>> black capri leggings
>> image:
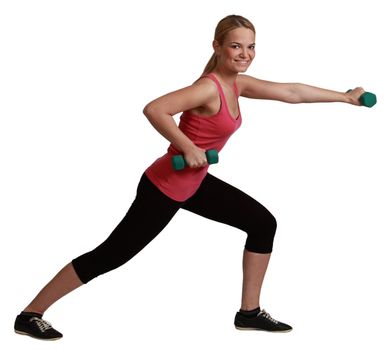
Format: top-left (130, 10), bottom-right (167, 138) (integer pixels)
top-left (72, 173), bottom-right (277, 284)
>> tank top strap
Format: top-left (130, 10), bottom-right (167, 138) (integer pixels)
top-left (201, 73), bottom-right (239, 98)
top-left (233, 79), bottom-right (240, 97)
top-left (201, 73), bottom-right (226, 99)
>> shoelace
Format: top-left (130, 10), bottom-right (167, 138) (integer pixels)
top-left (259, 309), bottom-right (279, 324)
top-left (30, 317), bottom-right (53, 333)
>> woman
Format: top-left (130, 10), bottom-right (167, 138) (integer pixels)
top-left (14, 14), bottom-right (365, 340)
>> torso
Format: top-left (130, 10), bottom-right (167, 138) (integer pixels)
top-left (145, 72), bottom-right (242, 202)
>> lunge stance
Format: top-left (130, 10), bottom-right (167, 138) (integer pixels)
top-left (15, 15), bottom-right (368, 340)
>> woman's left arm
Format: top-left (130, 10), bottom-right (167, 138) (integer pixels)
top-left (237, 74), bottom-right (363, 106)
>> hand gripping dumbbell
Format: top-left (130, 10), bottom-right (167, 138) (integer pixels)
top-left (347, 89), bottom-right (377, 108)
top-left (172, 149), bottom-right (219, 171)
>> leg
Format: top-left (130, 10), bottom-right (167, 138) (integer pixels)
top-left (183, 173), bottom-right (277, 310)
top-left (24, 262), bottom-right (82, 315)
top-left (241, 250), bottom-right (271, 310)
top-left (21, 174), bottom-right (181, 315)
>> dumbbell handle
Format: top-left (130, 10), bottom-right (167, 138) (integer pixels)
top-left (347, 89), bottom-right (377, 108)
top-left (172, 149), bottom-right (219, 171)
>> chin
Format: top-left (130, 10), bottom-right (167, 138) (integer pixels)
top-left (232, 63), bottom-right (251, 73)
top-left (235, 66), bottom-right (249, 73)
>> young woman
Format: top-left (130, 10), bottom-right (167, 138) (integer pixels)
top-left (14, 15), bottom-right (365, 340)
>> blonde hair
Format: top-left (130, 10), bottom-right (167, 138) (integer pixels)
top-left (202, 15), bottom-right (255, 75)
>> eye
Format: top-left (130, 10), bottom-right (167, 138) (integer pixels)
top-left (249, 45), bottom-right (255, 50)
top-left (231, 44), bottom-right (240, 49)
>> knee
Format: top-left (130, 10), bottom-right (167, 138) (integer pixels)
top-left (268, 213), bottom-right (277, 236)
top-left (254, 210), bottom-right (277, 237)
top-left (245, 211), bottom-right (277, 254)
top-left (260, 211), bottom-right (277, 242)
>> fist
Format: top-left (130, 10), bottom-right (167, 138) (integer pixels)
top-left (184, 147), bottom-right (207, 168)
top-left (346, 87), bottom-right (365, 106)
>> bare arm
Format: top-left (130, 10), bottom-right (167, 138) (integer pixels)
top-left (143, 78), bottom-right (217, 168)
top-left (237, 74), bottom-right (363, 105)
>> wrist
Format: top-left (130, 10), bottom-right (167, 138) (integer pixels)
top-left (180, 142), bottom-right (198, 155)
top-left (172, 134), bottom-right (196, 154)
top-left (343, 91), bottom-right (355, 104)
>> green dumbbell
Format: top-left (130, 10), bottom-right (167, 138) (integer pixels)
top-left (347, 89), bottom-right (377, 108)
top-left (172, 149), bottom-right (219, 171)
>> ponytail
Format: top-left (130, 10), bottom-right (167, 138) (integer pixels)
top-left (202, 53), bottom-right (217, 75)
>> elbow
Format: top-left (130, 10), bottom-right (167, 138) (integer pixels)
top-left (143, 103), bottom-right (152, 119)
top-left (284, 83), bottom-right (302, 104)
top-left (286, 96), bottom-right (302, 104)
top-left (143, 101), bottom-right (173, 122)
top-left (143, 102), bottom-right (158, 122)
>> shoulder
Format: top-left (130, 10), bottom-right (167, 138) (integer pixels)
top-left (191, 75), bottom-right (219, 98)
top-left (175, 76), bottom-right (219, 106)
top-left (143, 75), bottom-right (220, 116)
top-left (236, 74), bottom-right (285, 99)
top-left (236, 74), bottom-right (264, 96)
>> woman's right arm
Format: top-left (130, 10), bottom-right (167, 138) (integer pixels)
top-left (143, 79), bottom-right (217, 168)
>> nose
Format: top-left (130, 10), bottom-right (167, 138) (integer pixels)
top-left (240, 48), bottom-right (248, 58)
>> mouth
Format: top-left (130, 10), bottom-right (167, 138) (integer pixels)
top-left (235, 60), bottom-right (250, 65)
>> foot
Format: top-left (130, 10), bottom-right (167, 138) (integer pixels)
top-left (234, 308), bottom-right (292, 333)
top-left (14, 312), bottom-right (63, 340)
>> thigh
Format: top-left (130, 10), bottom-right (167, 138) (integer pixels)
top-left (72, 173), bottom-right (182, 283)
top-left (182, 173), bottom-right (274, 232)
top-left (111, 174), bottom-right (181, 249)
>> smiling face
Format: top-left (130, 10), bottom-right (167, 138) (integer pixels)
top-left (214, 27), bottom-right (256, 74)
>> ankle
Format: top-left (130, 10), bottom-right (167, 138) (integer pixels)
top-left (240, 304), bottom-right (260, 312)
top-left (240, 306), bottom-right (260, 311)
top-left (23, 307), bottom-right (44, 316)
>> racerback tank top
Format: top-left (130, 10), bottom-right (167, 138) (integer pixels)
top-left (145, 73), bottom-right (242, 201)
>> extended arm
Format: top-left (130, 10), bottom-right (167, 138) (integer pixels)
top-left (237, 74), bottom-right (363, 105)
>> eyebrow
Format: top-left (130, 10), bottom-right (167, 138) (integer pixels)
top-left (230, 41), bottom-right (255, 46)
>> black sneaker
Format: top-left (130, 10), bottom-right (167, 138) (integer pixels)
top-left (14, 312), bottom-right (63, 340)
top-left (234, 309), bottom-right (292, 333)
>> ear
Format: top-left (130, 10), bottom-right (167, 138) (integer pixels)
top-left (212, 40), bottom-right (221, 55)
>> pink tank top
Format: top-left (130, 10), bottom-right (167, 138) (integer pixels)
top-left (145, 73), bottom-right (242, 201)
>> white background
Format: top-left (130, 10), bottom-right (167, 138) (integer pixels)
top-left (1, 0), bottom-right (383, 349)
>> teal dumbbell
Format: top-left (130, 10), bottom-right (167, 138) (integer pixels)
top-left (172, 149), bottom-right (219, 171)
top-left (347, 89), bottom-right (377, 108)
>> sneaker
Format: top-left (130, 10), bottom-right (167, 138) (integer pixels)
top-left (14, 312), bottom-right (63, 340)
top-left (234, 309), bottom-right (292, 333)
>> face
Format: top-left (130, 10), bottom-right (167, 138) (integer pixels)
top-left (214, 27), bottom-right (256, 73)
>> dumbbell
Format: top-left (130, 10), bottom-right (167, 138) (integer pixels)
top-left (347, 89), bottom-right (377, 108)
top-left (172, 149), bottom-right (219, 171)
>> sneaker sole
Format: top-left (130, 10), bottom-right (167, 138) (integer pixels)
top-left (235, 326), bottom-right (292, 333)
top-left (15, 329), bottom-right (62, 341)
